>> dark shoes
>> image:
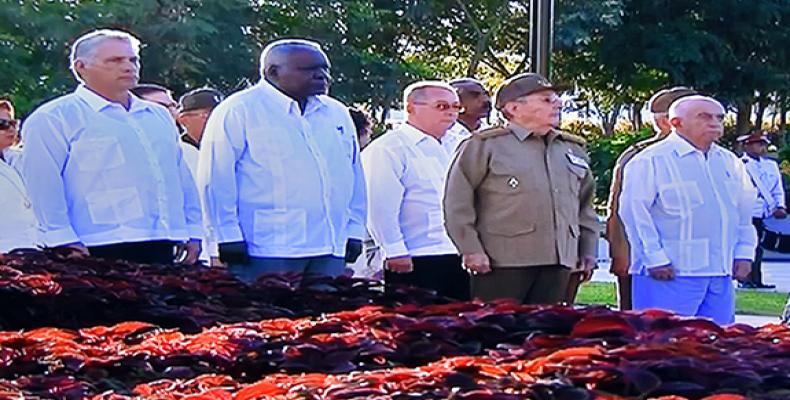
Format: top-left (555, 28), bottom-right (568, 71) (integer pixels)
top-left (739, 282), bottom-right (776, 289)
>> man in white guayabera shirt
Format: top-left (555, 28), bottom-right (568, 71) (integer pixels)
top-left (619, 95), bottom-right (757, 325)
top-left (197, 39), bottom-right (366, 283)
top-left (21, 29), bottom-right (203, 265)
top-left (362, 81), bottom-right (469, 300)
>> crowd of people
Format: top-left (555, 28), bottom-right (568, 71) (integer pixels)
top-left (2, 28), bottom-right (789, 325)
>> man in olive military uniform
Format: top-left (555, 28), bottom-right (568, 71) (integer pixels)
top-left (443, 73), bottom-right (599, 304)
top-left (605, 87), bottom-right (696, 310)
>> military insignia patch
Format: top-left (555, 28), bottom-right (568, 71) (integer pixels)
top-left (507, 176), bottom-right (519, 189)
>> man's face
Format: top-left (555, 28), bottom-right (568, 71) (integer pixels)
top-left (269, 48), bottom-right (331, 100)
top-left (456, 82), bottom-right (491, 122)
top-left (407, 88), bottom-right (461, 134)
top-left (141, 90), bottom-right (179, 119)
top-left (672, 100), bottom-right (725, 146)
top-left (177, 107), bottom-right (213, 142)
top-left (76, 39), bottom-right (140, 93)
top-left (0, 109), bottom-right (18, 151)
top-left (653, 113), bottom-right (672, 134)
top-left (745, 141), bottom-right (768, 157)
top-left (509, 90), bottom-right (562, 128)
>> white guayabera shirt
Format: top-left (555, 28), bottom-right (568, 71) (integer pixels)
top-left (0, 153), bottom-right (38, 252)
top-left (740, 154), bottom-right (786, 219)
top-left (197, 80), bottom-right (366, 258)
top-left (362, 124), bottom-right (459, 259)
top-left (21, 85), bottom-right (203, 247)
top-left (619, 132), bottom-right (757, 276)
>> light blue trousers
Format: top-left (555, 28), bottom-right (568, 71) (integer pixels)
top-left (632, 274), bottom-right (735, 325)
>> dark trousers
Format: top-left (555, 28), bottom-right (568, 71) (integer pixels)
top-left (471, 265), bottom-right (570, 305)
top-left (750, 218), bottom-right (765, 285)
top-left (88, 240), bottom-right (176, 265)
top-left (385, 254), bottom-right (470, 300)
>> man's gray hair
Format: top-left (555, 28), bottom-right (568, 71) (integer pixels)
top-left (403, 81), bottom-right (457, 107)
top-left (69, 29), bottom-right (141, 81)
top-left (259, 38), bottom-right (324, 77)
top-left (668, 95), bottom-right (724, 120)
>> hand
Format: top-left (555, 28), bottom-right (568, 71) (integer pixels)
top-left (462, 252), bottom-right (492, 275)
top-left (344, 238), bottom-right (363, 263)
top-left (576, 255), bottom-right (596, 283)
top-left (774, 208), bottom-right (787, 219)
top-left (385, 256), bottom-right (413, 273)
top-left (609, 257), bottom-right (630, 277)
top-left (218, 241), bottom-right (249, 265)
top-left (732, 259), bottom-right (752, 281)
top-left (176, 239), bottom-right (202, 265)
top-left (57, 243), bottom-right (90, 258)
top-left (648, 264), bottom-right (675, 280)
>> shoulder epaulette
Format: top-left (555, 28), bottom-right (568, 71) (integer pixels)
top-left (558, 132), bottom-right (587, 147)
top-left (473, 126), bottom-right (510, 140)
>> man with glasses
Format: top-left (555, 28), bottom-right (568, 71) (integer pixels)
top-left (362, 81), bottom-right (469, 299)
top-left (0, 99), bottom-right (39, 253)
top-left (448, 78), bottom-right (491, 136)
top-left (444, 73), bottom-right (599, 304)
top-left (198, 39), bottom-right (366, 283)
top-left (131, 83), bottom-right (180, 119)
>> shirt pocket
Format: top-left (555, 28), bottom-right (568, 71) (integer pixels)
top-left (567, 162), bottom-right (587, 195)
top-left (489, 157), bottom-right (527, 193)
top-left (658, 181), bottom-right (704, 215)
top-left (247, 128), bottom-right (295, 164)
top-left (84, 187), bottom-right (144, 225)
top-left (73, 137), bottom-right (126, 172)
top-left (253, 209), bottom-right (307, 247)
top-left (663, 238), bottom-right (710, 274)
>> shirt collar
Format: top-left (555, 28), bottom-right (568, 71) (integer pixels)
top-left (506, 121), bottom-right (560, 142)
top-left (666, 131), bottom-right (720, 157)
top-left (399, 123), bottom-right (434, 145)
top-left (75, 85), bottom-right (152, 113)
top-left (256, 79), bottom-right (326, 116)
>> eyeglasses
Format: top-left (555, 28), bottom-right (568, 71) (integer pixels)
top-left (412, 101), bottom-right (464, 112)
top-left (0, 118), bottom-right (19, 130)
top-left (179, 109), bottom-right (211, 118)
top-left (152, 101), bottom-right (179, 110)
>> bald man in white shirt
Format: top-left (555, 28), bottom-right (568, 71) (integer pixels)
top-left (363, 81), bottom-right (469, 300)
top-left (619, 96), bottom-right (757, 324)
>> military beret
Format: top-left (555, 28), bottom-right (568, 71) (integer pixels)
top-left (179, 87), bottom-right (224, 112)
top-left (736, 130), bottom-right (771, 144)
top-left (648, 87), bottom-right (697, 113)
top-left (494, 73), bottom-right (569, 110)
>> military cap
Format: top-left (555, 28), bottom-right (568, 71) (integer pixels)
top-left (648, 87), bottom-right (697, 113)
top-left (179, 87), bottom-right (224, 112)
top-left (736, 130), bottom-right (771, 144)
top-left (494, 73), bottom-right (569, 110)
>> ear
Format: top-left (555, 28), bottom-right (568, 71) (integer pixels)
top-left (176, 114), bottom-right (186, 125)
top-left (405, 102), bottom-right (414, 114)
top-left (266, 65), bottom-right (279, 79)
top-left (669, 116), bottom-right (682, 128)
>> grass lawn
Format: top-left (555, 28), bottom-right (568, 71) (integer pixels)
top-left (576, 282), bottom-right (789, 317)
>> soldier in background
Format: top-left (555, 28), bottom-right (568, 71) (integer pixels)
top-left (443, 73), bottom-right (598, 304)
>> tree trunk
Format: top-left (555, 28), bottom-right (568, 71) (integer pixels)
top-left (631, 102), bottom-right (643, 131)
top-left (601, 105), bottom-right (621, 136)
top-left (755, 95), bottom-right (770, 131)
top-left (735, 99), bottom-right (754, 135)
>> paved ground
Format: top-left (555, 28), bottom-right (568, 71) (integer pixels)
top-left (592, 240), bottom-right (789, 326)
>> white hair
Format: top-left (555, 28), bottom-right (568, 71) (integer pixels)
top-left (403, 80), bottom-right (457, 107)
top-left (259, 38), bottom-right (324, 78)
top-left (69, 29), bottom-right (141, 82)
top-left (668, 95), bottom-right (724, 120)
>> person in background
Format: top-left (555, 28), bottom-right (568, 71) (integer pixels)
top-left (363, 81), bottom-right (469, 300)
top-left (21, 29), bottom-right (202, 265)
top-left (606, 86), bottom-right (697, 310)
top-left (448, 78), bottom-right (491, 134)
top-left (737, 130), bottom-right (785, 289)
top-left (176, 87), bottom-right (224, 266)
top-left (198, 38), bottom-right (366, 283)
top-left (444, 73), bottom-right (598, 305)
top-left (347, 108), bottom-right (382, 279)
top-left (131, 83), bottom-right (179, 119)
top-left (0, 99), bottom-right (39, 253)
top-left (619, 96), bottom-right (756, 325)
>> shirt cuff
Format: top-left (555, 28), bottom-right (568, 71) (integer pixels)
top-left (644, 249), bottom-right (671, 269)
top-left (734, 244), bottom-right (756, 262)
top-left (381, 241), bottom-right (409, 259)
top-left (216, 225), bottom-right (244, 243)
top-left (42, 227), bottom-right (81, 248)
